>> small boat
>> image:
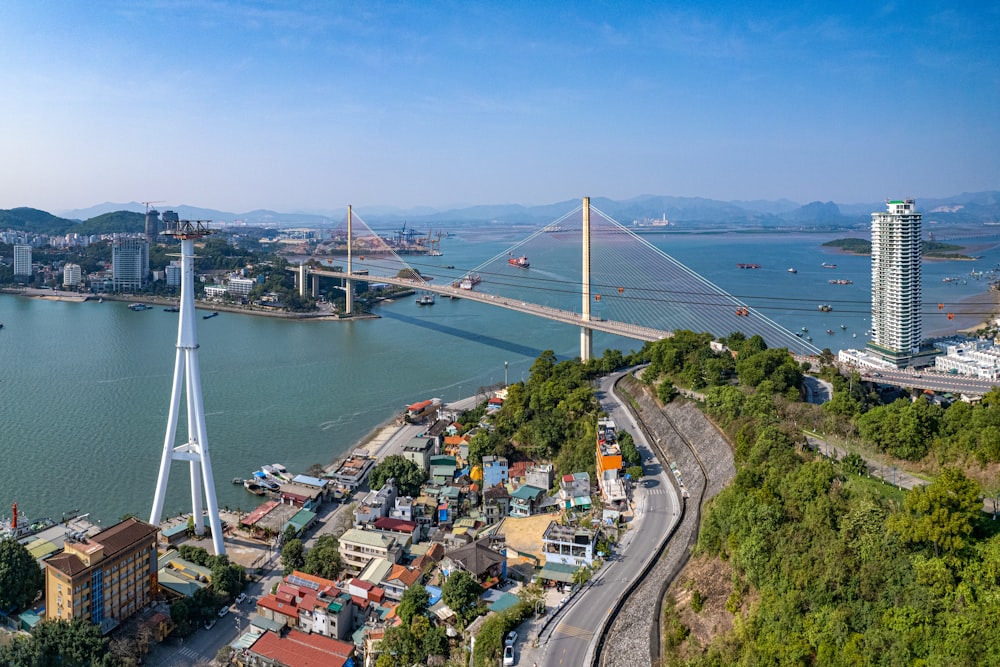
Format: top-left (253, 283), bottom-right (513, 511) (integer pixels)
top-left (164, 306), bottom-right (179, 312)
top-left (416, 293), bottom-right (436, 306)
top-left (821, 262), bottom-right (837, 269)
top-left (98, 298), bottom-right (103, 303)
top-left (203, 312), bottom-right (219, 319)
top-left (801, 326), bottom-right (808, 332)
top-left (853, 333), bottom-right (857, 338)
top-left (0, 323), bottom-right (3, 330)
top-left (806, 336), bottom-right (813, 342)
top-left (818, 304), bottom-right (833, 312)
top-left (828, 279), bottom-right (853, 285)
top-left (787, 268), bottom-right (797, 273)
top-left (128, 303), bottom-right (150, 311)
top-left (508, 255), bottom-right (530, 269)
top-left (794, 332), bottom-right (803, 337)
top-left (231, 477), bottom-right (243, 484)
top-left (826, 329), bottom-right (835, 335)
top-left (243, 480), bottom-right (265, 496)
top-left (840, 324), bottom-right (847, 329)
top-left (736, 263), bottom-right (761, 269)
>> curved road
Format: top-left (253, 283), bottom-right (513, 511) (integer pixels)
top-left (532, 372), bottom-right (681, 667)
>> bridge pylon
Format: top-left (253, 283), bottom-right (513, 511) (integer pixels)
top-left (581, 196), bottom-right (592, 362)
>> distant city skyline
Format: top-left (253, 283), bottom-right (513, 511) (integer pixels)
top-left (1, 2), bottom-right (997, 213)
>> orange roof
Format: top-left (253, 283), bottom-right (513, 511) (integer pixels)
top-left (444, 434), bottom-right (469, 446)
top-left (407, 399), bottom-right (433, 411)
top-left (509, 461), bottom-right (530, 478)
top-left (386, 564), bottom-right (422, 588)
top-left (250, 629), bottom-right (353, 667)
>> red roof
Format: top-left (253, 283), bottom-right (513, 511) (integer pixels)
top-left (488, 397), bottom-right (504, 404)
top-left (373, 517), bottom-right (418, 533)
top-left (350, 578), bottom-right (374, 591)
top-left (407, 399), bottom-right (433, 412)
top-left (509, 461), bottom-right (530, 479)
top-left (250, 629), bottom-right (353, 667)
top-left (241, 500), bottom-right (280, 526)
top-left (563, 474), bottom-right (575, 482)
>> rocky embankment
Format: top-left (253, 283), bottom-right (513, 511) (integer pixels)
top-left (601, 377), bottom-right (735, 667)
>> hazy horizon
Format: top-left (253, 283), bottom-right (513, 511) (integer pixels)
top-left (2, 2), bottom-right (997, 213)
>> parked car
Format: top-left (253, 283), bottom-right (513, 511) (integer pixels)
top-left (504, 630), bottom-right (518, 647)
top-left (203, 619), bottom-right (217, 630)
top-left (218, 606), bottom-right (230, 618)
top-left (236, 592), bottom-right (247, 604)
top-left (503, 644), bottom-right (515, 666)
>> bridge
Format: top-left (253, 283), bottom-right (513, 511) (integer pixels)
top-left (293, 199), bottom-right (823, 360)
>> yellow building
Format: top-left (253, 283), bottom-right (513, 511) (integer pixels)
top-left (44, 517), bottom-right (159, 631)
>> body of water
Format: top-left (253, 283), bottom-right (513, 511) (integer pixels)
top-left (2, 228), bottom-right (998, 525)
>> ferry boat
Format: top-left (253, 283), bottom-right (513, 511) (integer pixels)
top-left (416, 293), bottom-right (436, 306)
top-left (508, 255), bottom-right (530, 269)
top-left (821, 262), bottom-right (837, 269)
top-left (787, 268), bottom-right (797, 273)
top-left (458, 274), bottom-right (481, 290)
top-left (736, 263), bottom-right (761, 269)
top-left (203, 311), bottom-right (219, 319)
top-left (828, 279), bottom-right (853, 285)
top-left (128, 303), bottom-right (150, 311)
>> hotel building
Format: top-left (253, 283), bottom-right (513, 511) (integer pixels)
top-left (13, 244), bottom-right (32, 276)
top-left (867, 199), bottom-right (922, 367)
top-left (43, 517), bottom-right (159, 631)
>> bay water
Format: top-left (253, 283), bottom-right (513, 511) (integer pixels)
top-left (2, 228), bottom-right (998, 524)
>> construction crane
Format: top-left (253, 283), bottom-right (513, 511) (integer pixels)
top-left (141, 200), bottom-right (165, 214)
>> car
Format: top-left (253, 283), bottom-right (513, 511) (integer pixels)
top-left (218, 605), bottom-right (230, 618)
top-left (504, 630), bottom-right (518, 647)
top-left (203, 619), bottom-right (217, 630)
top-left (503, 644), bottom-right (515, 666)
top-left (236, 592), bottom-right (247, 604)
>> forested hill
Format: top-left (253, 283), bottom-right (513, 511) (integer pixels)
top-left (0, 208), bottom-right (144, 236)
top-left (0, 208), bottom-right (77, 235)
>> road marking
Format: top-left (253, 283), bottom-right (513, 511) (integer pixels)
top-left (555, 623), bottom-right (594, 639)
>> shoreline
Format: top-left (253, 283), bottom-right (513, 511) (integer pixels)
top-left (0, 288), bottom-right (380, 321)
top-left (926, 285), bottom-right (1000, 337)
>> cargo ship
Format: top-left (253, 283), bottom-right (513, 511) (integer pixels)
top-left (821, 262), bottom-right (837, 269)
top-left (828, 279), bottom-right (853, 285)
top-left (508, 255), bottom-right (530, 269)
top-left (736, 263), bottom-right (761, 269)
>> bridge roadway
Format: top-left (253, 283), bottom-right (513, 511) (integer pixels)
top-left (311, 269), bottom-right (672, 343)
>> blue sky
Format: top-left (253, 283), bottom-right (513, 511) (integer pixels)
top-left (1, 1), bottom-right (997, 214)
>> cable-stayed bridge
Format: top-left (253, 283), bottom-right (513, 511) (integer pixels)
top-left (298, 200), bottom-right (822, 359)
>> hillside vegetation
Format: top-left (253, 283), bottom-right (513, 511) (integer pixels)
top-left (640, 333), bottom-right (1000, 666)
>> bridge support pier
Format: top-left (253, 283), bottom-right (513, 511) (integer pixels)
top-left (311, 275), bottom-right (319, 298)
top-left (298, 264), bottom-right (307, 298)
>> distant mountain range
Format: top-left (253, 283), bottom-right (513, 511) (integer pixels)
top-left (2, 191), bottom-right (997, 237)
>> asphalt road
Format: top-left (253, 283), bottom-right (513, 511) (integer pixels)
top-left (529, 373), bottom-right (680, 667)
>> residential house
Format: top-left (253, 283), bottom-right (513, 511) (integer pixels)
top-left (482, 484), bottom-right (510, 525)
top-left (239, 629), bottom-right (355, 667)
top-left (354, 478), bottom-right (398, 527)
top-left (329, 453), bottom-right (376, 490)
top-left (402, 437), bottom-right (433, 472)
top-left (542, 522), bottom-right (598, 567)
top-left (372, 517), bottom-right (419, 546)
top-left (509, 485), bottom-right (547, 518)
top-left (429, 455), bottom-right (458, 485)
top-left (526, 463), bottom-right (554, 491)
top-left (445, 539), bottom-right (506, 583)
top-left (380, 564), bottom-right (423, 601)
top-left (389, 496), bottom-right (414, 522)
top-left (338, 528), bottom-right (404, 575)
top-left (481, 456), bottom-right (509, 489)
top-left (559, 472), bottom-right (593, 511)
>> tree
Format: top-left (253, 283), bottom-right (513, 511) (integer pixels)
top-left (0, 537), bottom-right (44, 611)
top-left (302, 534), bottom-right (342, 580)
top-left (889, 467), bottom-right (982, 558)
top-left (368, 454), bottom-right (427, 497)
top-left (441, 570), bottom-right (484, 624)
top-left (0, 618), bottom-right (112, 666)
top-left (397, 583), bottom-right (430, 626)
top-left (281, 538), bottom-right (305, 575)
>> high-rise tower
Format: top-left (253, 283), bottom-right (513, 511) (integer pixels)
top-left (867, 199), bottom-right (922, 367)
top-left (150, 219), bottom-right (226, 555)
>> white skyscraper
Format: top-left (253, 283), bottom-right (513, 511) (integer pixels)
top-left (868, 199), bottom-right (922, 367)
top-left (13, 244), bottom-right (32, 276)
top-left (63, 263), bottom-right (82, 287)
top-left (150, 219), bottom-right (226, 556)
top-left (112, 236), bottom-right (150, 291)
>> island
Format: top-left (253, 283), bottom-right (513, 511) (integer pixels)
top-left (822, 237), bottom-right (978, 260)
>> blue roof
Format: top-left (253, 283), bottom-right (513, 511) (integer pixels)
top-left (425, 585), bottom-right (442, 606)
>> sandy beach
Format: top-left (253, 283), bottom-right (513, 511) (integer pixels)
top-left (925, 286), bottom-right (1000, 337)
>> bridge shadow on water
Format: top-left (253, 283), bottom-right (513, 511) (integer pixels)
top-left (378, 309), bottom-right (547, 359)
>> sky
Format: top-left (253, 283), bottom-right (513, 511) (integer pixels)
top-left (1, 1), bottom-right (997, 214)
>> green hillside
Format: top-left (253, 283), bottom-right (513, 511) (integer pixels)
top-left (0, 208), bottom-right (76, 235)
